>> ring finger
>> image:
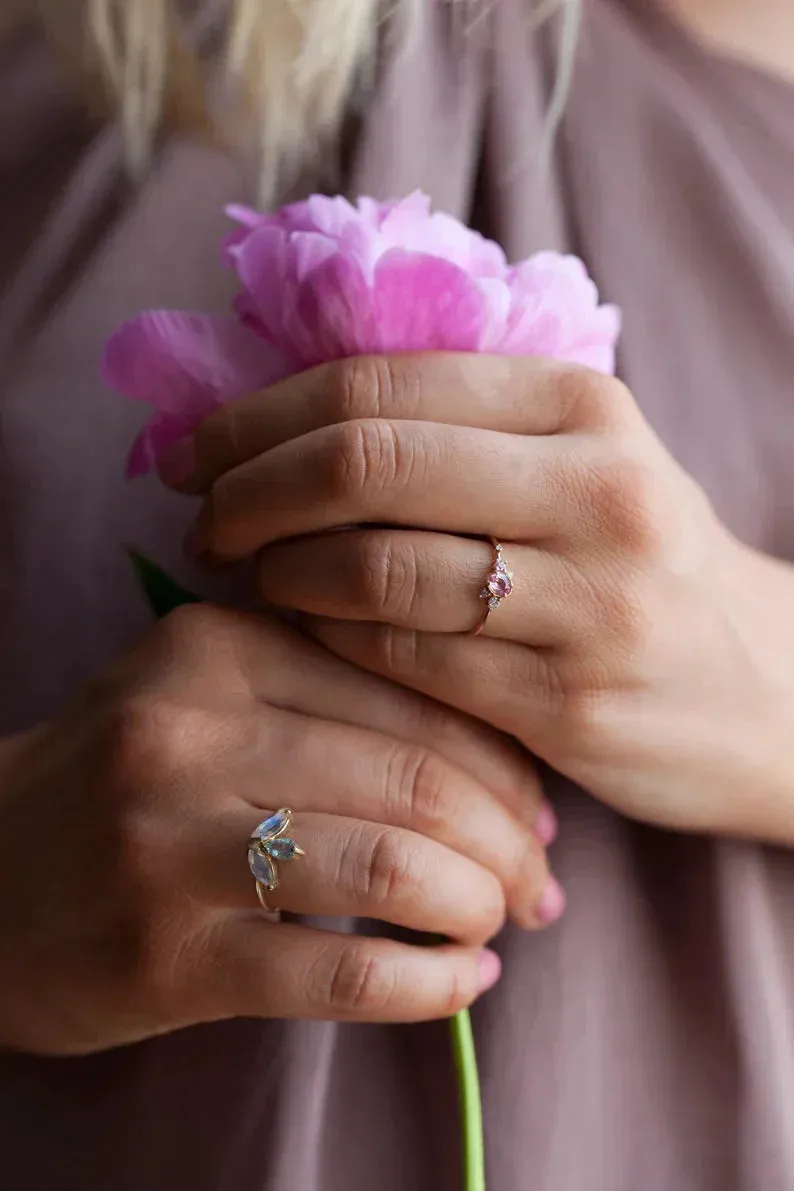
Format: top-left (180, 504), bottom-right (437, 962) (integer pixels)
top-left (187, 707), bottom-right (557, 928)
top-left (258, 529), bottom-right (583, 645)
top-left (225, 810), bottom-right (509, 945)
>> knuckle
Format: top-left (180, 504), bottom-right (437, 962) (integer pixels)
top-left (384, 743), bottom-right (455, 832)
top-left (328, 355), bottom-right (392, 422)
top-left (104, 700), bottom-right (202, 884)
top-left (328, 355), bottom-right (424, 424)
top-left (583, 451), bottom-right (668, 556)
top-left (323, 943), bottom-right (398, 1016)
top-left (155, 602), bottom-right (226, 659)
top-left (559, 369), bottom-right (634, 430)
top-left (108, 692), bottom-right (212, 791)
top-left (325, 419), bottom-right (399, 498)
top-left (347, 826), bottom-right (419, 907)
top-left (109, 694), bottom-right (182, 780)
top-left (351, 535), bottom-right (419, 620)
top-left (378, 624), bottom-right (421, 679)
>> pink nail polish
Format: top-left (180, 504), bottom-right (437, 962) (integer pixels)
top-left (536, 876), bottom-right (566, 927)
top-left (157, 437), bottom-right (195, 487)
top-left (533, 800), bottom-right (558, 847)
top-left (476, 948), bottom-right (502, 993)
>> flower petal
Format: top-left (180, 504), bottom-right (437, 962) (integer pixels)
top-left (492, 252), bottom-right (621, 373)
top-left (296, 254), bottom-right (376, 364)
top-left (370, 250), bottom-right (486, 353)
top-left (476, 278), bottom-right (512, 352)
top-left (126, 410), bottom-right (207, 479)
top-left (101, 311), bottom-right (289, 412)
top-left (234, 225), bottom-right (324, 364)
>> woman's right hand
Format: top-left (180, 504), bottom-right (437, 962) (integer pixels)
top-left (0, 605), bottom-right (560, 1056)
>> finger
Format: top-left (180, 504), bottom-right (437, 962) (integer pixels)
top-left (258, 529), bottom-right (581, 644)
top-left (186, 708), bottom-right (552, 928)
top-left (162, 354), bottom-right (631, 494)
top-left (194, 421), bottom-right (574, 561)
top-left (219, 811), bottom-right (510, 945)
top-left (204, 919), bottom-right (503, 1023)
top-left (161, 607), bottom-right (546, 822)
top-left (304, 617), bottom-right (558, 752)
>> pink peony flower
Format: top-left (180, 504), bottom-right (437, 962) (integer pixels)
top-left (102, 191), bottom-right (621, 477)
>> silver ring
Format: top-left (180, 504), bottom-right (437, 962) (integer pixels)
top-left (248, 808), bottom-right (305, 911)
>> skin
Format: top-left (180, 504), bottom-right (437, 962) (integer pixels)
top-left (0, 605), bottom-right (558, 1055)
top-left (164, 353), bottom-right (794, 847)
top-left (0, 0), bottom-right (789, 1060)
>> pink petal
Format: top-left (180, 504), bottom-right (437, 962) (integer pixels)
top-left (222, 204), bottom-right (272, 263)
top-left (296, 254), bottom-right (376, 364)
top-left (126, 409), bottom-right (210, 479)
top-left (494, 253), bottom-right (621, 373)
top-left (585, 303), bottom-right (623, 348)
top-left (370, 250), bottom-right (486, 353)
top-left (563, 343), bottom-right (618, 374)
top-left (291, 231), bottom-right (341, 282)
top-left (355, 196), bottom-right (412, 229)
top-left (234, 226), bottom-right (303, 357)
top-left (496, 296), bottom-right (563, 357)
top-left (301, 194), bottom-right (360, 237)
top-left (101, 311), bottom-right (290, 412)
top-left (423, 213), bottom-right (507, 278)
top-left (225, 203), bottom-right (265, 230)
top-left (477, 278), bottom-right (512, 352)
top-left (377, 192), bottom-right (434, 244)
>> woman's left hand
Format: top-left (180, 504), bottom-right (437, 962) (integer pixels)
top-left (166, 354), bottom-right (794, 843)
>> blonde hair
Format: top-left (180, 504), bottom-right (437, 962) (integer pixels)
top-left (33, 0), bottom-right (579, 199)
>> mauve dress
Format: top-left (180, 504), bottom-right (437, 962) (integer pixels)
top-left (1, 1), bottom-right (794, 1188)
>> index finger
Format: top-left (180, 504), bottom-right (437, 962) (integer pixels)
top-left (159, 354), bottom-right (627, 494)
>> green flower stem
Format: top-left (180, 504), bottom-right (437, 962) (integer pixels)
top-left (130, 552), bottom-right (486, 1191)
top-left (450, 1008), bottom-right (486, 1191)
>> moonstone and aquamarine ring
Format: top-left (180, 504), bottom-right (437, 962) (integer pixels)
top-left (248, 809), bottom-right (305, 911)
top-left (472, 537), bottom-right (514, 636)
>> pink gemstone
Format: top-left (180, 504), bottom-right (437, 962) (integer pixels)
top-left (486, 571), bottom-right (512, 598)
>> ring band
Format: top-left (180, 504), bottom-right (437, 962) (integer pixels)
top-left (472, 537), bottom-right (514, 636)
top-left (248, 808), bottom-right (305, 911)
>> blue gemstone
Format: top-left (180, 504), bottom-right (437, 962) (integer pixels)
top-left (264, 837), bottom-right (297, 861)
top-left (248, 846), bottom-right (277, 887)
top-left (252, 811), bottom-right (289, 841)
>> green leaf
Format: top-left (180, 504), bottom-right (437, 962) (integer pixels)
top-left (127, 549), bottom-right (201, 619)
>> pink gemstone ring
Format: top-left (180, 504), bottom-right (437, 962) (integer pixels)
top-left (472, 538), bottom-right (514, 636)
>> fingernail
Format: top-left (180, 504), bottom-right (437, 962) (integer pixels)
top-left (536, 876), bottom-right (566, 927)
top-left (476, 948), bottom-right (502, 993)
top-left (533, 801), bottom-right (558, 847)
top-left (157, 437), bottom-right (195, 487)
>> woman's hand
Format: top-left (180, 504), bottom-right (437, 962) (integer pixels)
top-left (167, 354), bottom-right (794, 844)
top-left (0, 605), bottom-right (558, 1056)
